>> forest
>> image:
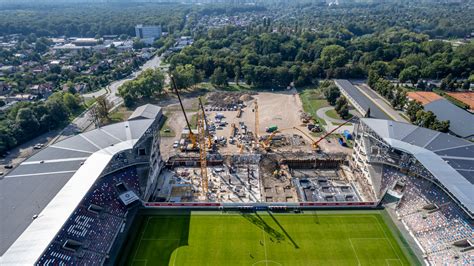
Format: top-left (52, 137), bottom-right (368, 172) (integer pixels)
top-left (168, 26), bottom-right (473, 89)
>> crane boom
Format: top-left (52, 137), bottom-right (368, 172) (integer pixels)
top-left (170, 76), bottom-right (196, 150)
top-left (198, 97), bottom-right (213, 149)
top-left (314, 117), bottom-right (356, 148)
top-left (197, 107), bottom-right (208, 198)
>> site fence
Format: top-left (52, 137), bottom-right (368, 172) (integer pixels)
top-left (143, 202), bottom-right (378, 209)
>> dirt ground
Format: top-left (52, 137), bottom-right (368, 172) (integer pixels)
top-left (159, 90), bottom-right (352, 158)
top-left (159, 97), bottom-right (198, 160)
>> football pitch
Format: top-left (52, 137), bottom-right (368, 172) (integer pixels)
top-left (124, 210), bottom-right (419, 266)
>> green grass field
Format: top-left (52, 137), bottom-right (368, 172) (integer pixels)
top-left (124, 211), bottom-right (419, 266)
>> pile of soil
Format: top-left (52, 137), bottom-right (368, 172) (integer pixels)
top-left (206, 92), bottom-right (255, 108)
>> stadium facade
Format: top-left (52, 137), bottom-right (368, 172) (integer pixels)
top-left (0, 104), bottom-right (163, 265)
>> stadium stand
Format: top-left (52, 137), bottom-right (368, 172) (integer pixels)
top-left (37, 166), bottom-right (143, 265)
top-left (352, 118), bottom-right (474, 265)
top-left (1, 104), bottom-right (163, 265)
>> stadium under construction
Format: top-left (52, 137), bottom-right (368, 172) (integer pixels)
top-left (1, 87), bottom-right (473, 265)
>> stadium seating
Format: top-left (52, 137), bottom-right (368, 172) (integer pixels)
top-left (381, 169), bottom-right (474, 265)
top-left (37, 166), bottom-right (143, 265)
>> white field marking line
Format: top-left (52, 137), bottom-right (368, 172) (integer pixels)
top-left (339, 217), bottom-right (361, 266)
top-left (349, 238), bottom-right (361, 266)
top-left (385, 259), bottom-right (403, 266)
top-left (132, 217), bottom-right (151, 263)
top-left (262, 227), bottom-right (268, 266)
top-left (252, 260), bottom-right (283, 266)
top-left (370, 215), bottom-right (403, 263)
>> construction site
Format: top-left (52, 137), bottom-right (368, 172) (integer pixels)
top-left (153, 78), bottom-right (365, 203)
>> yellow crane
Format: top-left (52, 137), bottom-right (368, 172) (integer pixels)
top-left (198, 97), bottom-right (213, 149)
top-left (197, 106), bottom-right (208, 198)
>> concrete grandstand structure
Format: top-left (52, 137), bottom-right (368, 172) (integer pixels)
top-left (351, 118), bottom-right (474, 265)
top-left (0, 104), bottom-right (163, 265)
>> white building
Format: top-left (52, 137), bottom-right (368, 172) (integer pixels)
top-left (135, 24), bottom-right (162, 45)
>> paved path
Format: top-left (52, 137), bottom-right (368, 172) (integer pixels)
top-left (316, 107), bottom-right (347, 124)
top-left (354, 83), bottom-right (408, 122)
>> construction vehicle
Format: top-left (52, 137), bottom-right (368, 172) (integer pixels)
top-left (260, 127), bottom-right (292, 151)
top-left (170, 76), bottom-right (197, 152)
top-left (261, 116), bottom-right (355, 151)
top-left (265, 125), bottom-right (278, 133)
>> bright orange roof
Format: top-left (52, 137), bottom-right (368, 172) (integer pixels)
top-left (447, 92), bottom-right (474, 110)
top-left (406, 91), bottom-right (443, 105)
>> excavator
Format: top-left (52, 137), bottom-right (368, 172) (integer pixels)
top-left (170, 76), bottom-right (197, 152)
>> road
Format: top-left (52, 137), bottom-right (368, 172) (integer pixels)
top-left (62, 55), bottom-right (164, 139)
top-left (353, 83), bottom-right (408, 123)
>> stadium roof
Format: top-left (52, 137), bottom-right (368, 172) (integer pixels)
top-left (334, 79), bottom-right (391, 120)
top-left (361, 118), bottom-right (474, 215)
top-left (423, 98), bottom-right (474, 139)
top-left (128, 103), bottom-right (162, 121)
top-left (0, 118), bottom-right (156, 264)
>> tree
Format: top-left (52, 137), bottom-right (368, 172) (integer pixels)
top-left (210, 67), bottom-right (228, 88)
top-left (335, 96), bottom-right (348, 113)
top-left (321, 45), bottom-right (348, 68)
top-left (406, 100), bottom-right (424, 122)
top-left (462, 81), bottom-right (470, 90)
top-left (91, 96), bottom-right (111, 126)
top-left (45, 99), bottom-right (69, 127)
top-left (133, 39), bottom-right (145, 50)
top-left (324, 85), bottom-right (341, 105)
top-left (234, 66), bottom-right (241, 85)
top-left (137, 69), bottom-right (165, 98)
top-left (171, 64), bottom-right (201, 90)
top-left (118, 68), bottom-right (165, 106)
top-left (63, 92), bottom-right (81, 112)
top-left (399, 66), bottom-right (420, 86)
top-left (415, 110), bottom-right (437, 129)
top-left (15, 108), bottom-right (40, 141)
top-left (338, 104), bottom-right (350, 119)
top-left (431, 120), bottom-right (450, 133)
